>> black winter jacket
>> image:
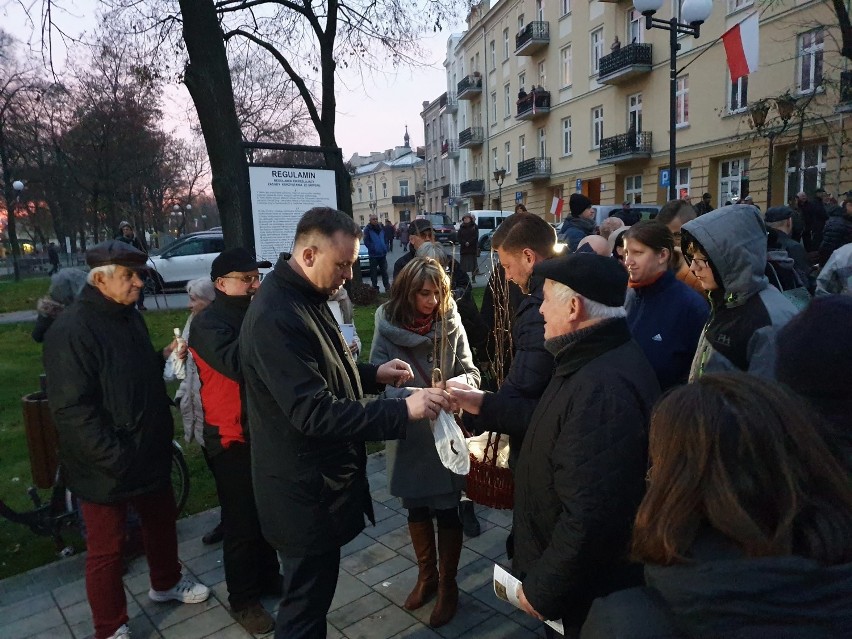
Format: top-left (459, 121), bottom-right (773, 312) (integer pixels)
top-left (467, 275), bottom-right (552, 466)
top-left (513, 319), bottom-right (660, 627)
top-left (241, 257), bottom-right (410, 556)
top-left (392, 245), bottom-right (416, 278)
top-left (818, 214), bottom-right (852, 266)
top-left (43, 285), bottom-right (173, 504)
top-left (581, 530), bottom-right (852, 639)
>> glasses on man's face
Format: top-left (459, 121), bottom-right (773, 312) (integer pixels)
top-left (420, 231), bottom-right (435, 239)
top-left (684, 254), bottom-right (709, 269)
top-left (221, 274), bottom-right (262, 284)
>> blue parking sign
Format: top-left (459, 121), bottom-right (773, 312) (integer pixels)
top-left (660, 169), bottom-right (670, 188)
top-left (575, 179), bottom-right (582, 192)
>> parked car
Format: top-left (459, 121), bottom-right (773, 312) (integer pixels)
top-left (467, 210), bottom-right (512, 242)
top-left (593, 204), bottom-right (662, 227)
top-left (146, 230), bottom-right (225, 290)
top-left (416, 213), bottom-right (457, 244)
top-left (359, 243), bottom-right (370, 275)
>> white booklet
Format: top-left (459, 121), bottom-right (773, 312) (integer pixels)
top-left (340, 323), bottom-right (355, 345)
top-left (493, 564), bottom-right (564, 636)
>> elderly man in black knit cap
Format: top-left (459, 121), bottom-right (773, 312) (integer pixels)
top-left (510, 252), bottom-right (660, 638)
top-left (43, 240), bottom-right (209, 639)
top-left (557, 194), bottom-right (595, 251)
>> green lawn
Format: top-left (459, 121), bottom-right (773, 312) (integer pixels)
top-left (0, 286), bottom-right (486, 579)
top-left (0, 276), bottom-right (51, 313)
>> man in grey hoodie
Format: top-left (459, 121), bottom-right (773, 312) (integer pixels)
top-left (680, 204), bottom-right (798, 381)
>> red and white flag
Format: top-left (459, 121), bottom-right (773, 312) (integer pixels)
top-left (722, 13), bottom-right (760, 82)
top-left (550, 196), bottom-right (564, 220)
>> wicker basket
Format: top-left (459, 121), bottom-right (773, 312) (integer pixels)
top-left (466, 432), bottom-right (514, 510)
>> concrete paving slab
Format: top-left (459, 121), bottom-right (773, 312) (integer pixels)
top-left (340, 603), bottom-right (418, 639)
top-left (327, 590), bottom-right (392, 629)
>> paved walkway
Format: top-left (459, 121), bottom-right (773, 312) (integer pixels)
top-left (0, 452), bottom-right (543, 639)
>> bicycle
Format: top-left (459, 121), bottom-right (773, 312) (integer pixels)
top-left (0, 441), bottom-right (190, 557)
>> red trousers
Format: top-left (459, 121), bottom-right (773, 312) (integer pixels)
top-left (80, 486), bottom-right (182, 639)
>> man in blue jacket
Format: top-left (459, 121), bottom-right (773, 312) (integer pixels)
top-left (363, 213), bottom-right (391, 292)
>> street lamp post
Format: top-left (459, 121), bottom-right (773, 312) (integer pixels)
top-left (9, 180), bottom-right (24, 281)
top-left (749, 94), bottom-right (797, 208)
top-left (493, 168), bottom-right (506, 211)
top-left (633, 0), bottom-right (714, 201)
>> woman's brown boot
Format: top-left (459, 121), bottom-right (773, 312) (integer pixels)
top-left (404, 519), bottom-right (438, 610)
top-left (429, 526), bottom-right (463, 627)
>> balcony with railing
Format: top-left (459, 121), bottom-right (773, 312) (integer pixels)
top-left (598, 43), bottom-right (653, 85)
top-left (839, 71), bottom-right (852, 113)
top-left (517, 157), bottom-right (551, 182)
top-left (392, 195), bottom-right (416, 204)
top-left (515, 21), bottom-right (549, 56)
top-left (459, 179), bottom-right (485, 197)
top-left (516, 89), bottom-right (551, 120)
top-left (457, 74), bottom-right (483, 100)
top-left (598, 131), bottom-right (653, 163)
top-left (458, 126), bottom-right (485, 149)
top-left (441, 92), bottom-right (458, 113)
top-left (441, 140), bottom-right (459, 158)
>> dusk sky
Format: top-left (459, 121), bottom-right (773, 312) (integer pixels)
top-left (1, 0), bottom-right (462, 160)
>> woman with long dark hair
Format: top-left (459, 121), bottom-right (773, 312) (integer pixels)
top-left (581, 372), bottom-right (852, 638)
top-left (622, 221), bottom-right (708, 390)
top-left (370, 257), bottom-right (480, 628)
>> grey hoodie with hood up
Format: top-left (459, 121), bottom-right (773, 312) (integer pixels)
top-left (681, 204), bottom-right (798, 381)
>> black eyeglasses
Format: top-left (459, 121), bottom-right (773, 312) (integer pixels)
top-left (220, 274), bottom-right (262, 284)
top-left (684, 255), bottom-right (709, 269)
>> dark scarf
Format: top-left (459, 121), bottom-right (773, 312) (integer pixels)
top-left (544, 317), bottom-right (621, 357)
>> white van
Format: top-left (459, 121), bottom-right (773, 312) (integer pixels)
top-left (464, 210), bottom-right (513, 242)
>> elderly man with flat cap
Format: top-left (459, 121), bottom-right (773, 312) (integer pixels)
top-left (509, 252), bottom-right (660, 638)
top-left (393, 218), bottom-right (435, 278)
top-left (43, 240), bottom-right (209, 639)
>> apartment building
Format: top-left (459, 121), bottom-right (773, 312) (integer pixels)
top-left (350, 130), bottom-right (426, 226)
top-left (425, 0), bottom-right (851, 221)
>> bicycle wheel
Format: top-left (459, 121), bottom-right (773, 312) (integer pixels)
top-left (171, 441), bottom-right (191, 514)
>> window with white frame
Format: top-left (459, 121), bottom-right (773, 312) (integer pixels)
top-left (504, 83), bottom-right (511, 118)
top-left (538, 127), bottom-right (546, 156)
top-left (591, 28), bottom-right (604, 75)
top-left (518, 14), bottom-right (525, 34)
top-left (675, 76), bottom-right (689, 126)
top-left (797, 29), bottom-right (824, 93)
top-left (492, 147), bottom-right (499, 171)
top-left (671, 0), bottom-right (683, 20)
top-left (561, 117), bottom-right (572, 155)
top-left (561, 45), bottom-right (572, 87)
top-left (505, 142), bottom-right (512, 173)
top-left (382, 183), bottom-right (387, 198)
top-left (536, 0), bottom-right (544, 22)
top-left (491, 92), bottom-right (497, 122)
top-left (368, 184), bottom-right (374, 200)
top-left (627, 8), bottom-right (643, 44)
top-left (519, 71), bottom-right (526, 92)
top-left (490, 41), bottom-right (496, 70)
top-left (728, 76), bottom-right (748, 113)
top-left (519, 134), bottom-right (526, 162)
top-left (719, 157), bottom-right (750, 203)
top-left (561, 0), bottom-right (570, 17)
top-left (503, 28), bottom-right (510, 60)
top-left (727, 0), bottom-right (754, 13)
top-left (675, 167), bottom-right (690, 198)
top-left (399, 180), bottom-right (409, 197)
top-left (786, 143), bottom-right (827, 199)
top-left (538, 60), bottom-right (547, 88)
top-left (592, 106), bottom-right (604, 149)
top-left (357, 187), bottom-right (363, 202)
top-left (625, 174), bottom-right (643, 203)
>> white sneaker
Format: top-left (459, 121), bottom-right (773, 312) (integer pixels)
top-left (148, 575), bottom-right (210, 604)
top-left (107, 624), bottom-right (131, 639)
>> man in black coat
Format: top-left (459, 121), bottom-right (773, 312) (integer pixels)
top-left (392, 218), bottom-right (434, 278)
top-left (43, 240), bottom-right (209, 639)
top-left (241, 207), bottom-right (452, 639)
top-left (188, 248), bottom-right (278, 635)
top-left (512, 252), bottom-right (660, 636)
top-left (116, 221), bottom-right (149, 310)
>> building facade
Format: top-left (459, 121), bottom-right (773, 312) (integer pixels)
top-left (430, 0), bottom-right (850, 221)
top-left (350, 131), bottom-right (426, 226)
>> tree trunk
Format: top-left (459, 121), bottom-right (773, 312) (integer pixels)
top-left (833, 0), bottom-right (852, 61)
top-left (179, 0), bottom-right (253, 250)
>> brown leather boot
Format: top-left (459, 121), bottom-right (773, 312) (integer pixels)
top-left (429, 526), bottom-right (463, 627)
top-left (404, 519), bottom-right (438, 610)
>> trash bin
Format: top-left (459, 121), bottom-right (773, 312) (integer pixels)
top-left (22, 391), bottom-right (59, 489)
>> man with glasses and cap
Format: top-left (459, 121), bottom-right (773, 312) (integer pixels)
top-left (393, 218), bottom-right (435, 278)
top-left (188, 248), bottom-right (280, 635)
top-left (43, 240), bottom-right (209, 639)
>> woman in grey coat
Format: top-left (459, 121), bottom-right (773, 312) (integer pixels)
top-left (370, 257), bottom-right (480, 628)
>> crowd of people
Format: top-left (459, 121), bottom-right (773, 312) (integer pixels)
top-left (34, 196), bottom-right (852, 639)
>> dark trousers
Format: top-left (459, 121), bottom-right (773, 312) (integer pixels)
top-left (80, 486), bottom-right (181, 639)
top-left (275, 548), bottom-right (341, 639)
top-left (369, 256), bottom-right (390, 291)
top-left (208, 442), bottom-right (279, 609)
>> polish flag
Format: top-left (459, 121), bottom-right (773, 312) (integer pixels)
top-left (722, 13), bottom-right (760, 82)
top-left (550, 196), bottom-right (564, 220)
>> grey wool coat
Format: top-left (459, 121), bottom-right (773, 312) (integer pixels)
top-left (370, 302), bottom-right (480, 502)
